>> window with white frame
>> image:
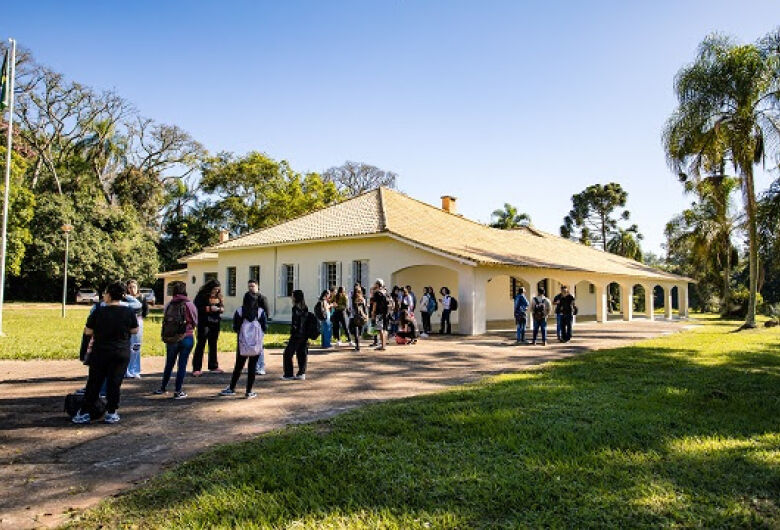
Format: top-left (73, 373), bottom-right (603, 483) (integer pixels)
top-left (509, 277), bottom-right (522, 299)
top-left (322, 262), bottom-right (338, 291)
top-left (282, 264), bottom-right (295, 297)
top-left (249, 265), bottom-right (260, 284)
top-left (352, 260), bottom-right (369, 289)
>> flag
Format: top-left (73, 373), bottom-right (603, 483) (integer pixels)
top-left (0, 50), bottom-right (9, 112)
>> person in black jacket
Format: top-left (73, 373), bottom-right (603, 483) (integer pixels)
top-left (281, 289), bottom-right (308, 381)
top-left (191, 280), bottom-right (224, 376)
top-left (219, 290), bottom-right (268, 398)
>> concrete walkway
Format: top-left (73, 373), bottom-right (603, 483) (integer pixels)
top-left (0, 319), bottom-right (684, 528)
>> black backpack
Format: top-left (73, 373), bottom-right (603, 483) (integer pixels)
top-left (314, 301), bottom-right (327, 321)
top-left (532, 297), bottom-right (547, 321)
top-left (303, 311), bottom-right (320, 340)
top-left (450, 297), bottom-right (458, 311)
top-left (353, 302), bottom-right (368, 329)
top-left (161, 300), bottom-right (188, 343)
top-left (65, 393), bottom-right (106, 419)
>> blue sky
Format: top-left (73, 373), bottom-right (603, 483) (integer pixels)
top-left (4, 1), bottom-right (779, 253)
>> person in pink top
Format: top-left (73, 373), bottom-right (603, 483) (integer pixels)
top-left (154, 281), bottom-right (198, 399)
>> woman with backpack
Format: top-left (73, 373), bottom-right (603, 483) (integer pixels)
top-left (439, 287), bottom-right (453, 335)
top-left (191, 280), bottom-right (224, 377)
top-left (315, 290), bottom-right (333, 349)
top-left (349, 288), bottom-right (368, 352)
top-left (281, 289), bottom-right (309, 380)
top-left (219, 290), bottom-right (268, 398)
top-left (155, 281), bottom-right (198, 399)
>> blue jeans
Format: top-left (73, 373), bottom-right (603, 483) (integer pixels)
top-left (126, 318), bottom-right (143, 377)
top-left (321, 319), bottom-right (332, 348)
top-left (515, 317), bottom-right (527, 342)
top-left (533, 319), bottom-right (547, 344)
top-left (161, 335), bottom-right (194, 392)
top-left (555, 313), bottom-right (562, 340)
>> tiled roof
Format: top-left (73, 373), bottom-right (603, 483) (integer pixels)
top-left (202, 187), bottom-right (687, 282)
top-left (178, 251), bottom-right (218, 263)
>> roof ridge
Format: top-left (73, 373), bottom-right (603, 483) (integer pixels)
top-left (207, 188), bottom-right (382, 251)
top-left (380, 186), bottom-right (496, 230)
top-left (377, 187), bottom-right (388, 231)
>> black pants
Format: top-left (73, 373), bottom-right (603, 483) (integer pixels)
top-left (331, 309), bottom-right (349, 342)
top-left (229, 351), bottom-right (259, 393)
top-left (421, 312), bottom-right (432, 334)
top-left (560, 314), bottom-right (573, 342)
top-left (349, 318), bottom-right (363, 349)
top-left (192, 322), bottom-right (220, 371)
top-left (397, 321), bottom-right (417, 340)
top-left (440, 309), bottom-right (451, 334)
top-left (283, 336), bottom-right (308, 377)
top-left (82, 350), bottom-right (129, 415)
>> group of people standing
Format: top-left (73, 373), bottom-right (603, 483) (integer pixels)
top-left (513, 284), bottom-right (577, 345)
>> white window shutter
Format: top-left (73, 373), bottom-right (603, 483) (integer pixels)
top-left (294, 264), bottom-right (300, 290)
top-left (337, 261), bottom-right (343, 288)
top-left (318, 262), bottom-right (323, 292)
top-left (279, 265), bottom-right (285, 295)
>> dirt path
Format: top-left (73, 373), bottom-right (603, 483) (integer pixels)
top-left (0, 320), bottom-right (683, 528)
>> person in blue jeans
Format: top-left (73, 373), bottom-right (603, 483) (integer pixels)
top-left (531, 288), bottom-right (552, 346)
top-left (552, 286), bottom-right (565, 341)
top-left (155, 281), bottom-right (198, 399)
top-left (513, 286), bottom-right (530, 343)
top-left (316, 290), bottom-right (333, 348)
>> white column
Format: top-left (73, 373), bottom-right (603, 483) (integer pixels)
top-left (595, 282), bottom-right (608, 323)
top-left (644, 284), bottom-right (655, 321)
top-left (458, 266), bottom-right (483, 335)
top-left (621, 283), bottom-right (633, 321)
top-left (679, 282), bottom-right (689, 319)
top-left (664, 285), bottom-right (673, 320)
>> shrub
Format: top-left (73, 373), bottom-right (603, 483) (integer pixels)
top-left (724, 287), bottom-right (764, 317)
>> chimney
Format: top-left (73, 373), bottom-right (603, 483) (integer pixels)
top-left (441, 195), bottom-right (457, 214)
top-left (219, 229), bottom-right (230, 243)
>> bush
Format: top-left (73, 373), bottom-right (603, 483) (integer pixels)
top-left (724, 287), bottom-right (764, 317)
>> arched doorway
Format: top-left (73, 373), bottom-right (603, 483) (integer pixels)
top-left (633, 284), bottom-right (648, 318)
top-left (573, 280), bottom-right (597, 321)
top-left (391, 264), bottom-right (459, 331)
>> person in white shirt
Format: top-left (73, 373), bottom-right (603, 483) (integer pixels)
top-left (439, 287), bottom-right (452, 334)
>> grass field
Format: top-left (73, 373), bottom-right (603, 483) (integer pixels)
top-left (0, 303), bottom-right (290, 360)
top-left (72, 317), bottom-right (780, 528)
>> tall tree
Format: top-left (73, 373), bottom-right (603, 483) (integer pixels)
top-left (758, 177), bottom-right (780, 304)
top-left (322, 161), bottom-right (397, 196)
top-left (560, 182), bottom-right (633, 249)
top-left (606, 225), bottom-right (644, 262)
top-left (663, 30), bottom-right (780, 328)
top-left (490, 203), bottom-right (531, 229)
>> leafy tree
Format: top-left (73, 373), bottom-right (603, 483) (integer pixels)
top-left (322, 161), bottom-right (397, 196)
top-left (0, 147), bottom-right (35, 276)
top-left (758, 178), bottom-right (780, 304)
top-left (663, 30), bottom-right (780, 328)
top-left (201, 151), bottom-right (341, 235)
top-left (560, 183), bottom-right (634, 249)
top-left (490, 203), bottom-right (531, 229)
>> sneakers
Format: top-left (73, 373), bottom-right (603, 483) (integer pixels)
top-left (133, 373), bottom-right (142, 379)
top-left (219, 387), bottom-right (236, 397)
top-left (192, 370), bottom-right (203, 377)
top-left (256, 369), bottom-right (266, 375)
top-left (71, 411), bottom-right (91, 424)
top-left (420, 333), bottom-right (429, 338)
top-left (294, 374), bottom-right (306, 380)
top-left (336, 341), bottom-right (342, 347)
top-left (280, 375), bottom-right (295, 381)
top-left (210, 368), bottom-right (224, 374)
top-left (153, 388), bottom-right (167, 395)
top-left (245, 392), bottom-right (257, 399)
top-left (173, 391), bottom-right (188, 400)
top-left (104, 412), bottom-right (120, 424)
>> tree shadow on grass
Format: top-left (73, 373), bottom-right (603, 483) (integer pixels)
top-left (73, 340), bottom-right (780, 528)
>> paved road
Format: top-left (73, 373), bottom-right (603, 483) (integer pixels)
top-left (0, 319), bottom-right (684, 529)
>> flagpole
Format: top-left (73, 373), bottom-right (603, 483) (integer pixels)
top-left (0, 38), bottom-right (16, 337)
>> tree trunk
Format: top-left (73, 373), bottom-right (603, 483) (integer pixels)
top-left (741, 166), bottom-right (758, 329)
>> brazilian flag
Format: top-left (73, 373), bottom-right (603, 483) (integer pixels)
top-left (0, 50), bottom-right (8, 112)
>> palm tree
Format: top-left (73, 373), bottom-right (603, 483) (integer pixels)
top-left (663, 31), bottom-right (780, 329)
top-left (490, 203), bottom-right (531, 229)
top-left (606, 225), bottom-right (643, 261)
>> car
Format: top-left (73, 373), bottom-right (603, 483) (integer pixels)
top-left (76, 288), bottom-right (99, 304)
top-left (139, 287), bottom-right (156, 306)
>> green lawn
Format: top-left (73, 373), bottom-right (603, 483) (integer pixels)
top-left (72, 317), bottom-right (780, 528)
top-left (0, 303), bottom-right (290, 360)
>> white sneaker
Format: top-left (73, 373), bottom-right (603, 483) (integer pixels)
top-left (280, 375), bottom-right (295, 381)
top-left (104, 412), bottom-right (120, 424)
top-left (336, 341), bottom-right (342, 347)
top-left (420, 333), bottom-right (429, 338)
top-left (294, 374), bottom-right (306, 380)
top-left (256, 369), bottom-right (266, 375)
top-left (72, 411), bottom-right (91, 424)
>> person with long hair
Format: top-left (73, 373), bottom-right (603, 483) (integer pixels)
top-left (349, 288), bottom-right (368, 352)
top-left (155, 281), bottom-right (198, 399)
top-left (331, 286), bottom-right (350, 347)
top-left (439, 287), bottom-right (453, 335)
top-left (72, 282), bottom-right (139, 424)
top-left (192, 280), bottom-right (224, 376)
top-left (315, 289), bottom-right (333, 348)
top-left (219, 287), bottom-right (267, 398)
top-left (281, 290), bottom-right (309, 380)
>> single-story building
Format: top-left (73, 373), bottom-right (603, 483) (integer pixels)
top-left (157, 187), bottom-right (691, 334)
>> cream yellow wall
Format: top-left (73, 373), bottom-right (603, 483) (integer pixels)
top-left (391, 264), bottom-right (459, 327)
top-left (185, 260), bottom-right (220, 301)
top-left (484, 274), bottom-right (514, 321)
top-left (214, 236), bottom-right (473, 322)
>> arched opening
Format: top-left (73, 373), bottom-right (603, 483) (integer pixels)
top-left (607, 281), bottom-right (623, 320)
top-left (573, 280), bottom-right (597, 321)
top-left (653, 285), bottom-right (665, 317)
top-left (670, 285), bottom-right (680, 318)
top-left (633, 284), bottom-right (648, 318)
top-left (484, 274), bottom-right (538, 331)
top-left (391, 264), bottom-right (460, 332)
